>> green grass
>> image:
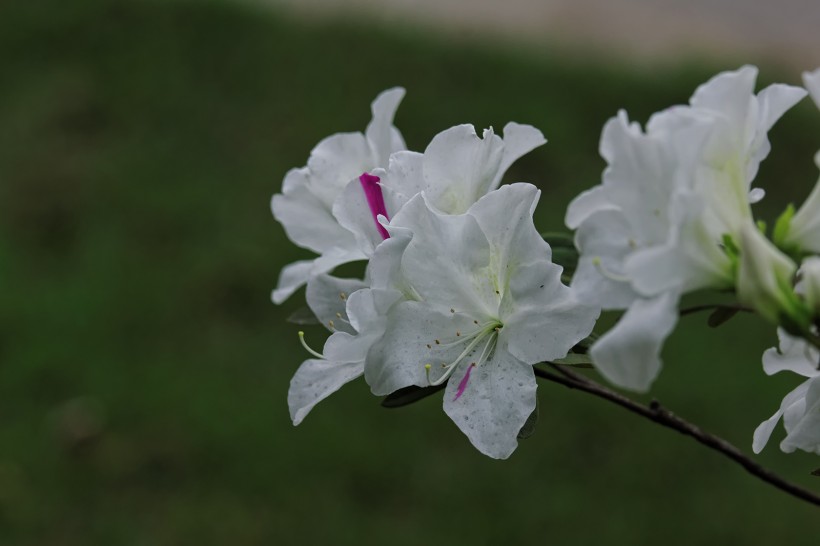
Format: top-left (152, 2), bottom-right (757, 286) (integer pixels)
top-left (0, 0), bottom-right (819, 543)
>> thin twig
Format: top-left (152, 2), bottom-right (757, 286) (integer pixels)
top-left (534, 364), bottom-right (820, 508)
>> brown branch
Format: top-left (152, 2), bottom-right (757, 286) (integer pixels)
top-left (535, 364), bottom-right (820, 508)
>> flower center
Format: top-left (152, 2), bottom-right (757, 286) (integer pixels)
top-left (359, 172), bottom-right (390, 240)
top-left (423, 319), bottom-right (503, 400)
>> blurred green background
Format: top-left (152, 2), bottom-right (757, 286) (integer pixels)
top-left (1, 0), bottom-right (819, 544)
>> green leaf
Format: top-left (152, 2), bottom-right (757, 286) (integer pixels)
top-left (551, 353), bottom-right (594, 368)
top-left (286, 306), bottom-right (320, 325)
top-left (517, 398), bottom-right (538, 440)
top-left (707, 306), bottom-right (741, 328)
top-left (381, 384), bottom-right (445, 408)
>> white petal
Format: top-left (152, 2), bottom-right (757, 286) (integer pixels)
top-left (288, 358), bottom-right (363, 425)
top-left (803, 68), bottom-right (820, 109)
top-left (590, 292), bottom-right (679, 392)
top-left (380, 151), bottom-right (426, 215)
top-left (468, 183), bottom-right (551, 273)
top-left (332, 173), bottom-right (387, 257)
top-left (503, 261), bottom-right (598, 364)
top-left (391, 194), bottom-right (494, 316)
top-left (491, 122), bottom-right (546, 190)
top-left (747, 83), bottom-right (807, 177)
top-left (365, 87), bottom-right (407, 167)
top-left (272, 168), bottom-right (358, 254)
top-left (689, 66), bottom-right (758, 133)
top-left (306, 274), bottom-right (367, 334)
top-left (753, 371), bottom-right (812, 453)
top-left (781, 377), bottom-right (820, 454)
top-left (365, 301), bottom-right (480, 395)
top-left (422, 124), bottom-right (504, 215)
top-left (272, 260), bottom-right (314, 304)
top-left (443, 345), bottom-right (536, 459)
top-left (752, 407), bottom-right (785, 454)
top-left (570, 209), bottom-right (639, 309)
top-left (762, 329), bottom-right (820, 378)
top-left (565, 185), bottom-right (616, 229)
top-left (754, 83), bottom-right (807, 135)
top-left (273, 247), bottom-right (367, 304)
top-left (307, 132), bottom-right (375, 208)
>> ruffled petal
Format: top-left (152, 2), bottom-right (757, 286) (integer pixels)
top-left (422, 124), bottom-right (505, 215)
top-left (272, 168), bottom-right (359, 254)
top-left (288, 358), bottom-right (363, 425)
top-left (504, 261), bottom-right (598, 364)
top-left (490, 122), bottom-right (546, 190)
top-left (365, 87), bottom-right (406, 166)
top-left (590, 292), bottom-right (679, 392)
top-left (443, 345), bottom-right (536, 459)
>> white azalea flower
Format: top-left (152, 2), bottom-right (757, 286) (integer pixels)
top-left (365, 184), bottom-right (598, 459)
top-left (800, 256), bottom-right (820, 312)
top-left (753, 329), bottom-right (820, 455)
top-left (332, 122), bottom-right (546, 256)
top-left (566, 66), bottom-right (806, 391)
top-left (287, 234), bottom-right (411, 425)
top-left (271, 88), bottom-right (406, 303)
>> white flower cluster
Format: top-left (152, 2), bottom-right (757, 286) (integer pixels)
top-left (273, 66), bottom-right (820, 459)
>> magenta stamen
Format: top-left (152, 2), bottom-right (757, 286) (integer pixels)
top-left (359, 172), bottom-right (390, 240)
top-left (453, 363), bottom-right (476, 401)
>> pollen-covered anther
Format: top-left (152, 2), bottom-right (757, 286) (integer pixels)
top-left (328, 320), bottom-right (335, 329)
top-left (339, 292), bottom-right (347, 301)
top-left (456, 331), bottom-right (461, 337)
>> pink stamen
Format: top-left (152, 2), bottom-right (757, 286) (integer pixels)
top-left (359, 172), bottom-right (390, 240)
top-left (453, 363), bottom-right (476, 401)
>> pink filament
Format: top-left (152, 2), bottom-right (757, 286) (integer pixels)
top-left (359, 173), bottom-right (390, 240)
top-left (453, 364), bottom-right (476, 401)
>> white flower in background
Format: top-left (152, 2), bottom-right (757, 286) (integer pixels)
top-left (800, 256), bottom-right (820, 313)
top-left (753, 329), bottom-right (820, 455)
top-left (566, 65), bottom-right (807, 391)
top-left (332, 122), bottom-right (546, 257)
top-left (775, 69), bottom-right (820, 255)
top-left (271, 88), bottom-right (406, 303)
top-left (287, 234), bottom-right (411, 425)
top-left (365, 184), bottom-right (598, 459)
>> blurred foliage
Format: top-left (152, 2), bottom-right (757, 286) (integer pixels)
top-left (0, 0), bottom-right (818, 544)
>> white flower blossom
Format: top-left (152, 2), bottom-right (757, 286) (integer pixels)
top-left (566, 66), bottom-right (806, 391)
top-left (753, 329), bottom-right (820, 455)
top-left (364, 184), bottom-right (598, 459)
top-left (271, 88), bottom-right (406, 303)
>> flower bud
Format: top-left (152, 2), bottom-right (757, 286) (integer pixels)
top-left (737, 224), bottom-right (807, 330)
